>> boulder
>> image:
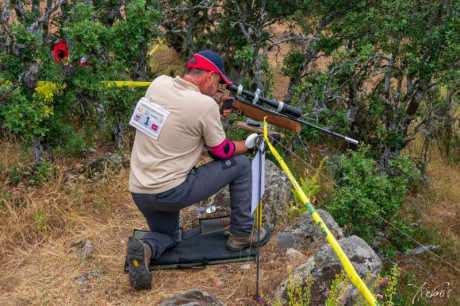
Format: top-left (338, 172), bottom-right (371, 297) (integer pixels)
top-left (159, 289), bottom-right (225, 306)
top-left (74, 270), bottom-right (105, 284)
top-left (201, 159), bottom-right (293, 228)
top-left (70, 239), bottom-right (95, 259)
top-left (277, 209), bottom-right (344, 250)
top-left (285, 248), bottom-right (307, 270)
top-left (273, 235), bottom-right (382, 305)
top-left (66, 153), bottom-right (130, 183)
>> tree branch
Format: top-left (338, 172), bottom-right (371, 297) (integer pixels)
top-left (107, 0), bottom-right (125, 26)
top-left (11, 0), bottom-right (26, 22)
top-left (269, 33), bottom-right (317, 48)
top-left (402, 114), bottom-right (440, 147)
top-left (163, 0), bottom-right (216, 13)
top-left (27, 0), bottom-right (68, 33)
top-left (394, 245), bottom-right (441, 256)
top-left (1, 0), bottom-right (19, 57)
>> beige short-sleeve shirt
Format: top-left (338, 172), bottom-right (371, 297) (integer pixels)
top-left (129, 75), bottom-right (226, 194)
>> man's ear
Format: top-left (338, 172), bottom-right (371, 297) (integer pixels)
top-left (207, 71), bottom-right (215, 81)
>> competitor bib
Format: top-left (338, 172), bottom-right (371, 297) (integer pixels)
top-left (129, 97), bottom-right (170, 140)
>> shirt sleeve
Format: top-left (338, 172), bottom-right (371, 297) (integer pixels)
top-left (201, 103), bottom-right (226, 147)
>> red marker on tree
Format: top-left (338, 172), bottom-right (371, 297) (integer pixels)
top-left (52, 41), bottom-right (69, 65)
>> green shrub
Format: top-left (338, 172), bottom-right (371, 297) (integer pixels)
top-left (33, 209), bottom-right (48, 230)
top-left (289, 156), bottom-right (327, 217)
top-left (261, 269), bottom-right (313, 306)
top-left (7, 164), bottom-right (27, 186)
top-left (327, 145), bottom-right (421, 248)
top-left (52, 124), bottom-right (93, 158)
top-left (28, 161), bottom-right (56, 186)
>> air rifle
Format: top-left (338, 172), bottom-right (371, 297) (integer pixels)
top-left (224, 84), bottom-right (358, 145)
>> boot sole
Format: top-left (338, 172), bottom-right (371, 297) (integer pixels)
top-left (226, 226), bottom-right (272, 251)
top-left (127, 240), bottom-right (152, 290)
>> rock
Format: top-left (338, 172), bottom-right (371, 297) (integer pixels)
top-left (159, 289), bottom-right (225, 306)
top-left (67, 153), bottom-right (130, 183)
top-left (64, 175), bottom-right (77, 184)
top-left (84, 153), bottom-right (129, 177)
top-left (286, 248), bottom-right (307, 269)
top-left (201, 160), bottom-right (293, 228)
top-left (215, 281), bottom-right (225, 288)
top-left (273, 235), bottom-right (382, 305)
top-left (74, 270), bottom-right (104, 284)
top-left (70, 239), bottom-right (95, 259)
top-left (261, 159), bottom-right (294, 226)
top-left (240, 263), bottom-right (251, 270)
top-left (277, 209), bottom-right (344, 250)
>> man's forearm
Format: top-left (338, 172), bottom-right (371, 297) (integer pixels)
top-left (232, 140), bottom-right (249, 156)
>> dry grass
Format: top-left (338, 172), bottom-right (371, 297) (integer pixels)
top-left (0, 141), bottom-right (309, 305)
top-left (422, 151), bottom-right (460, 230)
top-left (148, 44), bottom-right (185, 78)
top-left (394, 147), bottom-right (460, 306)
top-left (1, 134), bottom-right (458, 305)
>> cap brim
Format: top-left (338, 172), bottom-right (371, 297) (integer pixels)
top-left (218, 75), bottom-right (233, 86)
top-left (187, 54), bottom-right (233, 86)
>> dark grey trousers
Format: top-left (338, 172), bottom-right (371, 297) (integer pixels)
top-left (131, 155), bottom-right (254, 259)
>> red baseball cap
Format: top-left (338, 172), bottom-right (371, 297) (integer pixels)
top-left (187, 50), bottom-right (233, 86)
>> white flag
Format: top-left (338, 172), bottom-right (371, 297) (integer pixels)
top-left (251, 150), bottom-right (265, 214)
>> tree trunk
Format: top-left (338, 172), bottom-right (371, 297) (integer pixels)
top-left (252, 51), bottom-right (266, 93)
top-left (106, 0), bottom-right (124, 26)
top-left (32, 135), bottom-right (53, 165)
top-left (23, 62), bottom-right (39, 92)
top-left (92, 101), bottom-right (106, 130)
top-left (284, 46), bottom-right (321, 104)
top-left (134, 37), bottom-right (148, 81)
top-left (439, 88), bottom-right (459, 158)
top-left (111, 121), bottom-right (124, 149)
top-left (379, 145), bottom-right (400, 174)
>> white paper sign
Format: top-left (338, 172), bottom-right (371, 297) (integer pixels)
top-left (251, 150), bottom-right (265, 214)
top-left (129, 97), bottom-right (170, 141)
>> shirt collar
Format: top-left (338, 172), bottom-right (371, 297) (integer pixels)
top-left (174, 76), bottom-right (199, 92)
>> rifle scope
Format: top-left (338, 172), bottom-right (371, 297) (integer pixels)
top-left (227, 84), bottom-right (302, 118)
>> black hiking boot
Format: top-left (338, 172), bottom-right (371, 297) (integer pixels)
top-left (127, 239), bottom-right (152, 290)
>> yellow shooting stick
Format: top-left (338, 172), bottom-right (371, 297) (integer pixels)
top-left (262, 118), bottom-right (378, 306)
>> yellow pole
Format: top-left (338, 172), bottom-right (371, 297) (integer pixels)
top-left (102, 81), bottom-right (151, 88)
top-left (148, 38), bottom-right (166, 56)
top-left (259, 200), bottom-right (263, 226)
top-left (38, 81), bottom-right (151, 88)
top-left (262, 118), bottom-right (378, 306)
top-left (255, 200), bottom-right (263, 227)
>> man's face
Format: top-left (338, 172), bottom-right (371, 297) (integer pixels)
top-left (203, 72), bottom-right (221, 97)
